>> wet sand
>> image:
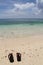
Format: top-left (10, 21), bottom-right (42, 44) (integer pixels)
top-left (0, 35), bottom-right (43, 65)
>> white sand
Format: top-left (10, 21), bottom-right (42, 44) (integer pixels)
top-left (0, 35), bottom-right (43, 65)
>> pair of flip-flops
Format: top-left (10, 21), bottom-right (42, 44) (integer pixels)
top-left (8, 53), bottom-right (21, 63)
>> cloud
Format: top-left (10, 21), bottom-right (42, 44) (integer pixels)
top-left (37, 0), bottom-right (43, 9)
top-left (4, 2), bottom-right (35, 15)
top-left (0, 0), bottom-right (43, 18)
top-left (40, 0), bottom-right (43, 2)
top-left (14, 3), bottom-right (35, 10)
top-left (32, 7), bottom-right (42, 15)
top-left (6, 2), bottom-right (41, 14)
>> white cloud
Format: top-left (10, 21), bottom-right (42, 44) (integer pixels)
top-left (7, 2), bottom-right (41, 16)
top-left (36, 0), bottom-right (43, 3)
top-left (14, 3), bottom-right (35, 10)
top-left (40, 0), bottom-right (43, 2)
top-left (4, 2), bottom-right (35, 15)
top-left (0, 1), bottom-right (43, 18)
top-left (33, 7), bottom-right (42, 15)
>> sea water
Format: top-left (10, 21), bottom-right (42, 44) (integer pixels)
top-left (0, 18), bottom-right (43, 38)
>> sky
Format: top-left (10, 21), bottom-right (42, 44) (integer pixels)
top-left (0, 0), bottom-right (43, 18)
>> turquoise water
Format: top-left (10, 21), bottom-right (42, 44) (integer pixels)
top-left (0, 18), bottom-right (43, 38)
top-left (0, 23), bottom-right (43, 38)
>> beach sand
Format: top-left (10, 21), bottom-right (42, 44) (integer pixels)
top-left (0, 35), bottom-right (43, 65)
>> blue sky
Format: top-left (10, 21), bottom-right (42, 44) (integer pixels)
top-left (0, 0), bottom-right (43, 18)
